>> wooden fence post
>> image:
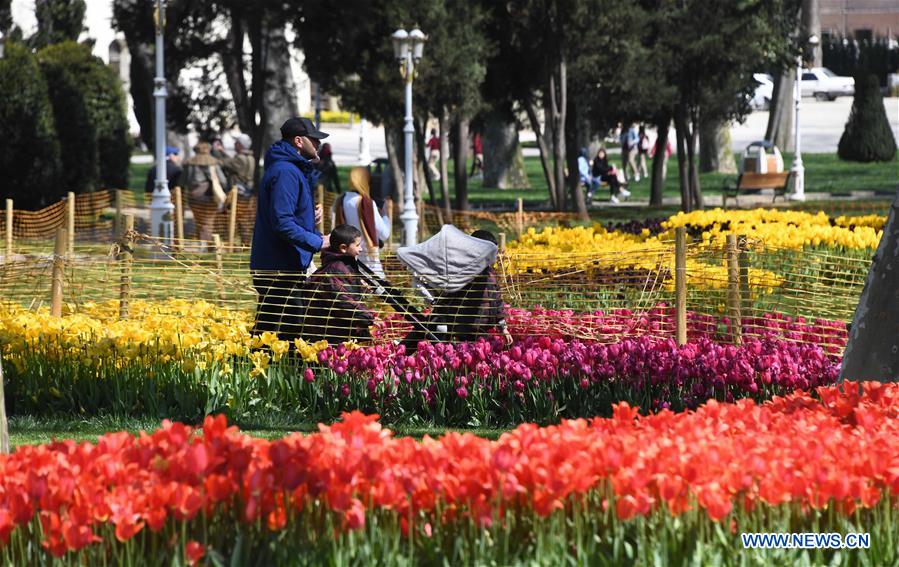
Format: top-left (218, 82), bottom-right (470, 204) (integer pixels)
top-left (0, 361), bottom-right (9, 454)
top-left (387, 199), bottom-right (395, 249)
top-left (228, 188), bottom-right (238, 251)
top-left (316, 186), bottom-right (325, 234)
top-left (50, 227), bottom-right (67, 317)
top-left (173, 186), bottom-right (184, 252)
top-left (738, 236), bottom-right (750, 320)
top-left (66, 191), bottom-right (75, 256)
top-left (516, 198), bottom-right (524, 236)
top-left (498, 232), bottom-right (506, 253)
top-left (114, 189), bottom-right (123, 237)
top-left (726, 233), bottom-right (742, 345)
top-left (417, 197), bottom-right (425, 241)
top-left (4, 199), bottom-right (12, 262)
top-left (212, 234), bottom-right (225, 306)
top-left (675, 227), bottom-right (687, 346)
top-left (118, 215), bottom-right (134, 319)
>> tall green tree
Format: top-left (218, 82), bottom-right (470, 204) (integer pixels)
top-left (480, 0), bottom-right (568, 211)
top-left (114, 0), bottom-right (301, 180)
top-left (656, 0), bottom-right (799, 211)
top-left (112, 0), bottom-right (230, 148)
top-left (38, 42), bottom-right (98, 194)
top-left (0, 42), bottom-right (63, 209)
top-left (296, 0), bottom-right (490, 210)
top-left (484, 0), bottom-right (661, 215)
top-left (31, 0), bottom-right (86, 48)
top-left (0, 0), bottom-right (11, 33)
top-left (838, 73), bottom-right (897, 162)
top-left (39, 42), bottom-right (132, 190)
top-left (570, 0), bottom-right (667, 208)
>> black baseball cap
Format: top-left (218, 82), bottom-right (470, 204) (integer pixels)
top-left (280, 117), bottom-right (329, 140)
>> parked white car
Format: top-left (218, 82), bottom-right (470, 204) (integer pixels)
top-left (750, 73), bottom-right (774, 110)
top-left (800, 67), bottom-right (855, 100)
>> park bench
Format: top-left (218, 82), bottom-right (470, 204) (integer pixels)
top-left (722, 171), bottom-right (792, 208)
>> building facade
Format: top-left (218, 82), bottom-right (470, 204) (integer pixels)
top-left (821, 0), bottom-right (899, 39)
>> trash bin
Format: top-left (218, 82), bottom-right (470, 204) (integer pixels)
top-left (369, 158), bottom-right (392, 210)
top-left (741, 141), bottom-right (784, 174)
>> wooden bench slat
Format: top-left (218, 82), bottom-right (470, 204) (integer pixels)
top-left (738, 172), bottom-right (790, 190)
top-left (722, 171), bottom-right (792, 208)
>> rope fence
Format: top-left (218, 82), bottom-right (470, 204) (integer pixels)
top-left (1, 190), bottom-right (589, 263)
top-left (0, 220), bottom-right (865, 353)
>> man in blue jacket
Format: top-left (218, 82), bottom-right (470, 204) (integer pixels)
top-left (251, 117), bottom-right (331, 340)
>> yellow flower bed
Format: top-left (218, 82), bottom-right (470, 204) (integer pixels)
top-left (507, 225), bottom-right (782, 292)
top-left (659, 209), bottom-right (883, 250)
top-left (833, 214), bottom-right (885, 231)
top-left (0, 299), bottom-right (329, 376)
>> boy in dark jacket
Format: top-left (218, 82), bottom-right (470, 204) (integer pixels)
top-left (412, 229), bottom-right (512, 346)
top-left (302, 224), bottom-right (375, 345)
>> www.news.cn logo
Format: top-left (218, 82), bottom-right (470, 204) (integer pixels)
top-left (741, 532), bottom-right (870, 549)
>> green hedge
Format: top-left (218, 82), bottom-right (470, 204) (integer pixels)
top-left (0, 42), bottom-right (64, 209)
top-left (838, 73), bottom-right (897, 163)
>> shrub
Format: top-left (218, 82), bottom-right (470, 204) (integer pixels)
top-left (837, 73), bottom-right (898, 162)
top-left (38, 41), bottom-right (132, 190)
top-left (38, 42), bottom-right (99, 195)
top-left (0, 42), bottom-right (64, 209)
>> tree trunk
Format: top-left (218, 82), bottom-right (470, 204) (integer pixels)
top-left (414, 118), bottom-right (440, 214)
top-left (384, 126), bottom-right (404, 203)
top-left (524, 100), bottom-right (557, 208)
top-left (222, 11), bottom-right (252, 134)
top-left (699, 119), bottom-right (737, 173)
top-left (674, 106), bottom-right (692, 212)
top-left (548, 60), bottom-right (567, 211)
top-left (766, 70), bottom-right (795, 152)
top-left (453, 118), bottom-right (470, 211)
top-left (414, 147), bottom-right (435, 233)
top-left (483, 107), bottom-right (529, 189)
top-left (565, 97), bottom-right (589, 221)
top-left (125, 40), bottom-right (154, 149)
top-left (650, 119), bottom-right (669, 207)
top-left (802, 0), bottom-right (822, 67)
top-left (258, 23), bottom-right (298, 155)
top-left (687, 109), bottom-right (703, 210)
top-left (438, 110), bottom-right (451, 216)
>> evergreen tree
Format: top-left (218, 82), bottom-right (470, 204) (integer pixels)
top-left (38, 42), bottom-right (99, 194)
top-left (838, 73), bottom-right (897, 162)
top-left (0, 42), bottom-right (63, 209)
top-left (39, 42), bottom-right (132, 190)
top-left (31, 0), bottom-right (86, 48)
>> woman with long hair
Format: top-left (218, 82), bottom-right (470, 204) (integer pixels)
top-left (331, 166), bottom-right (392, 276)
top-left (592, 148), bottom-right (631, 203)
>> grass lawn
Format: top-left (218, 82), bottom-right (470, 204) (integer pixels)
top-left (328, 151), bottom-right (898, 211)
top-left (127, 161), bottom-right (152, 206)
top-left (131, 151), bottom-right (896, 214)
top-left (7, 415), bottom-right (505, 448)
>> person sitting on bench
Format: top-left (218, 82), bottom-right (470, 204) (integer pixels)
top-left (592, 148), bottom-right (630, 203)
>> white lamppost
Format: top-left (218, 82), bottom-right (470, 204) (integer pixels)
top-left (150, 0), bottom-right (174, 242)
top-left (0, 30), bottom-right (5, 59)
top-left (392, 28), bottom-right (426, 246)
top-left (357, 117), bottom-right (372, 165)
top-left (790, 34), bottom-right (820, 202)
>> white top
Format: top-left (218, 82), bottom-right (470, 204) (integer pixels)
top-left (331, 192), bottom-right (391, 275)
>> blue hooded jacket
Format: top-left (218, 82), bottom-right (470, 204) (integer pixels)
top-left (250, 140), bottom-right (323, 272)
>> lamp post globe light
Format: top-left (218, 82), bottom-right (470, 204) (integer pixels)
top-left (392, 28), bottom-right (426, 246)
top-left (150, 0), bottom-right (174, 242)
top-left (790, 34), bottom-right (820, 202)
